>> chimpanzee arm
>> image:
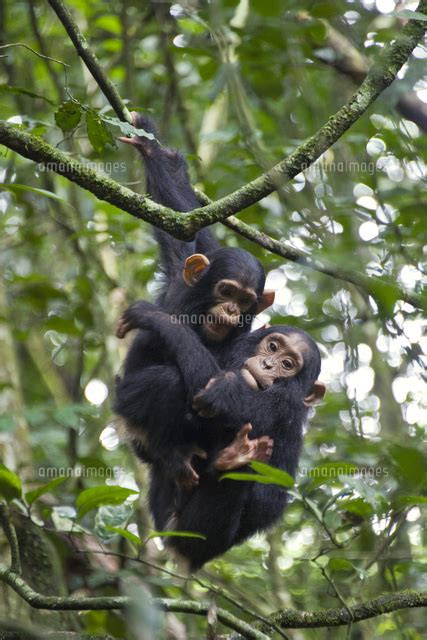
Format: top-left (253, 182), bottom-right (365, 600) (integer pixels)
top-left (115, 365), bottom-right (185, 439)
top-left (118, 302), bottom-right (221, 396)
top-left (192, 371), bottom-right (255, 425)
top-left (116, 300), bottom-right (162, 339)
top-left (118, 302), bottom-right (257, 423)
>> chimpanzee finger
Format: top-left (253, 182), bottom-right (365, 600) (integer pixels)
top-left (193, 446), bottom-right (208, 459)
top-left (116, 317), bottom-right (130, 338)
top-left (237, 423), bottom-right (253, 439)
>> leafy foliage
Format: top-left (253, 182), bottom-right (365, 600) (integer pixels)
top-left (0, 0), bottom-right (425, 638)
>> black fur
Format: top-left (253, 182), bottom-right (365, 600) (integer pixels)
top-left (115, 117), bottom-right (266, 480)
top-left (122, 311), bottom-right (321, 570)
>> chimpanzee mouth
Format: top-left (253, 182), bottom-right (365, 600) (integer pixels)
top-left (241, 367), bottom-right (264, 390)
top-left (203, 322), bottom-right (232, 340)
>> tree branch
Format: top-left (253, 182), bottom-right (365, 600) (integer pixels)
top-left (0, 2), bottom-right (425, 311)
top-left (311, 19), bottom-right (427, 133)
top-left (265, 589), bottom-right (427, 630)
top-left (3, 1), bottom-right (424, 239)
top-left (223, 216), bottom-right (425, 310)
top-left (182, 1), bottom-right (427, 232)
top-left (0, 121), bottom-right (186, 236)
top-left (0, 565), bottom-right (268, 640)
top-left (1, 565), bottom-right (425, 634)
top-left (47, 0), bottom-right (132, 123)
top-left (0, 505), bottom-right (21, 574)
top-left (0, 122), bottom-right (423, 310)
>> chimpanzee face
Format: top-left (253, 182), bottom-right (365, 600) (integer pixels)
top-left (240, 331), bottom-right (326, 405)
top-left (201, 279), bottom-right (258, 341)
top-left (241, 332), bottom-right (306, 389)
top-left (182, 253), bottom-right (274, 342)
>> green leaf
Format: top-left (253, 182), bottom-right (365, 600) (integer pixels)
top-left (147, 530), bottom-right (207, 541)
top-left (76, 486), bottom-right (138, 519)
top-left (0, 415), bottom-right (17, 433)
top-left (25, 476), bottom-right (67, 506)
top-left (390, 445), bottom-right (426, 488)
top-left (250, 462), bottom-right (295, 487)
top-left (338, 497), bottom-right (373, 518)
top-left (328, 558), bottom-right (354, 573)
top-left (311, 2), bottom-right (339, 18)
top-left (391, 10), bottom-right (427, 21)
top-left (53, 406), bottom-right (81, 430)
top-left (0, 83), bottom-right (54, 104)
top-left (44, 315), bottom-right (81, 335)
top-left (105, 525), bottom-right (141, 546)
top-left (86, 111), bottom-right (116, 153)
top-left (220, 472), bottom-right (292, 487)
top-left (95, 15), bottom-right (122, 34)
top-left (0, 183), bottom-right (69, 204)
top-left (308, 461), bottom-right (359, 485)
top-left (0, 464), bottom-right (22, 502)
top-left (55, 100), bottom-right (82, 132)
top-left (397, 495), bottom-right (427, 506)
top-left (101, 113), bottom-right (156, 140)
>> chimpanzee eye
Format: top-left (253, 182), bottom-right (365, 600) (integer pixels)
top-left (269, 341), bottom-right (278, 352)
top-left (282, 358), bottom-right (294, 370)
top-left (218, 283), bottom-right (233, 298)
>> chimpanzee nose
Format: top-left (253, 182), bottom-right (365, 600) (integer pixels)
top-left (225, 302), bottom-right (239, 316)
top-left (262, 357), bottom-right (274, 370)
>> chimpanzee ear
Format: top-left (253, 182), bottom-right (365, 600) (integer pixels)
top-left (303, 381), bottom-right (326, 407)
top-left (183, 254), bottom-right (210, 286)
top-left (257, 289), bottom-right (275, 313)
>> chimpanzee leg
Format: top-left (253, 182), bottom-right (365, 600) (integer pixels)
top-left (149, 464), bottom-right (178, 531)
top-left (168, 478), bottom-right (250, 571)
top-left (232, 485), bottom-right (289, 547)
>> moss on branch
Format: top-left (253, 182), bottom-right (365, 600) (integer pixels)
top-left (183, 1), bottom-right (427, 231)
top-left (0, 121), bottom-right (186, 236)
top-left (1, 565), bottom-right (425, 635)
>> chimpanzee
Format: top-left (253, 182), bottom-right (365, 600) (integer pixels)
top-left (116, 114), bottom-right (274, 485)
top-left (115, 300), bottom-right (273, 489)
top-left (117, 304), bottom-right (325, 570)
top-left (119, 112), bottom-right (274, 330)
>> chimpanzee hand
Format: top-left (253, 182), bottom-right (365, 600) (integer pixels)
top-left (175, 458), bottom-right (200, 490)
top-left (116, 300), bottom-right (162, 338)
top-left (192, 372), bottom-right (237, 418)
top-left (213, 424), bottom-right (273, 471)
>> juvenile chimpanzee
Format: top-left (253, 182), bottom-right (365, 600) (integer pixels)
top-left (116, 300), bottom-right (273, 490)
top-left (116, 115), bottom-right (274, 485)
top-left (119, 112), bottom-right (274, 334)
top-left (117, 304), bottom-right (325, 570)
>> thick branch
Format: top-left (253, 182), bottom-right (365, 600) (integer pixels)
top-left (0, 4), bottom-right (425, 310)
top-left (1, 566), bottom-right (425, 635)
top-left (0, 121), bottom-right (186, 236)
top-left (183, 2), bottom-right (427, 232)
top-left (312, 20), bottom-right (427, 133)
top-left (0, 121), bottom-right (423, 310)
top-left (0, 566), bottom-right (269, 640)
top-left (223, 217), bottom-right (425, 310)
top-left (266, 589), bottom-right (427, 630)
top-left (47, 0), bottom-right (131, 123)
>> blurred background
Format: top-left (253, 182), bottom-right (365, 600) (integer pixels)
top-left (0, 0), bottom-right (426, 638)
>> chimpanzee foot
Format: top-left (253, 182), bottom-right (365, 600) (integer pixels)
top-left (213, 424), bottom-right (274, 471)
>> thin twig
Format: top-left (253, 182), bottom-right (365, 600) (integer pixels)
top-left (0, 504), bottom-right (21, 574)
top-left (47, 0), bottom-right (132, 123)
